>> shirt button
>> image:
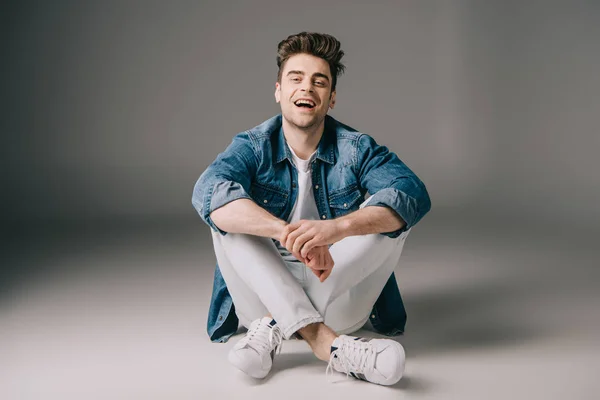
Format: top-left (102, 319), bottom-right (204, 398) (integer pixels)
top-left (371, 314), bottom-right (375, 319)
top-left (263, 199), bottom-right (268, 203)
top-left (321, 215), bottom-right (327, 219)
top-left (314, 185), bottom-right (319, 189)
top-left (292, 183), bottom-right (297, 188)
top-left (218, 315), bottom-right (224, 321)
top-left (343, 203), bottom-right (347, 208)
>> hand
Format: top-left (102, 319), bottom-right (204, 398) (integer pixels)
top-left (304, 245), bottom-right (335, 282)
top-left (280, 219), bottom-right (345, 260)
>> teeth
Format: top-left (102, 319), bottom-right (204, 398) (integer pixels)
top-left (295, 99), bottom-right (315, 107)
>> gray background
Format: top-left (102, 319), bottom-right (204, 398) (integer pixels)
top-left (2, 1), bottom-right (599, 399)
top-left (3, 0), bottom-right (599, 227)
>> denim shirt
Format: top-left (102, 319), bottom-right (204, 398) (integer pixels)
top-left (192, 114), bottom-right (431, 343)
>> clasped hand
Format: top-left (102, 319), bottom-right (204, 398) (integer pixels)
top-left (279, 219), bottom-right (344, 282)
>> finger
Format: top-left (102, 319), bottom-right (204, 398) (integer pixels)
top-left (301, 238), bottom-right (318, 258)
top-left (288, 221), bottom-right (301, 229)
top-left (292, 232), bottom-right (312, 258)
top-left (279, 225), bottom-right (290, 246)
top-left (280, 225), bottom-right (293, 246)
top-left (320, 266), bottom-right (333, 282)
top-left (307, 251), bottom-right (320, 268)
top-left (297, 251), bottom-right (308, 264)
top-left (320, 270), bottom-right (329, 282)
top-left (284, 229), bottom-right (295, 250)
top-left (309, 266), bottom-right (322, 278)
top-left (285, 225), bottom-right (306, 252)
top-left (306, 252), bottom-right (315, 268)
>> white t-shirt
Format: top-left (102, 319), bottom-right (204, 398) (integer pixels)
top-left (276, 145), bottom-right (320, 263)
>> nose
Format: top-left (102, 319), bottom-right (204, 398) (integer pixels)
top-left (300, 82), bottom-right (314, 93)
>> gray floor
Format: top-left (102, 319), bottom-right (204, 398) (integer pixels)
top-left (2, 214), bottom-right (599, 399)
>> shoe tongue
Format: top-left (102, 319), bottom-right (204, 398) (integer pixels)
top-left (249, 319), bottom-right (262, 330)
top-left (331, 334), bottom-right (353, 347)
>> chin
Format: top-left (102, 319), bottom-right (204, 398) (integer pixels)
top-left (286, 114), bottom-right (322, 129)
top-left (294, 119), bottom-right (317, 128)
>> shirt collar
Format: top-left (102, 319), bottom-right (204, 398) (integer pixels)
top-left (274, 115), bottom-right (336, 165)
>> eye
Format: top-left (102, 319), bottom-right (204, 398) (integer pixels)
top-left (291, 77), bottom-right (301, 82)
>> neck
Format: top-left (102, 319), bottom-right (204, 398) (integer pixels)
top-left (281, 117), bottom-right (325, 160)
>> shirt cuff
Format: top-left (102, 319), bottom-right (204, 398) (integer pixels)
top-left (203, 181), bottom-right (252, 236)
top-left (363, 187), bottom-right (420, 238)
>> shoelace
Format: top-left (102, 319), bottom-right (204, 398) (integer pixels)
top-left (241, 320), bottom-right (284, 355)
top-left (326, 339), bottom-right (376, 381)
top-left (269, 324), bottom-right (284, 356)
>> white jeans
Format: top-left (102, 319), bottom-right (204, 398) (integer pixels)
top-left (210, 211), bottom-right (410, 339)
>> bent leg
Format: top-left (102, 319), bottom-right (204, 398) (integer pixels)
top-left (211, 231), bottom-right (269, 329)
top-left (325, 231), bottom-right (409, 333)
top-left (211, 230), bottom-right (323, 339)
top-left (305, 229), bottom-right (410, 332)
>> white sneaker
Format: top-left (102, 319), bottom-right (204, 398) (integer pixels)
top-left (228, 317), bottom-right (283, 379)
top-left (326, 335), bottom-right (405, 386)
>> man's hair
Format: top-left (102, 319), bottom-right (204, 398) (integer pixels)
top-left (276, 32), bottom-right (346, 92)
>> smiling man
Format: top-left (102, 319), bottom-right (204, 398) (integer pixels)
top-left (192, 32), bottom-right (431, 385)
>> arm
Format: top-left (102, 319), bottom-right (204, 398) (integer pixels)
top-left (210, 198), bottom-right (287, 240)
top-left (335, 203), bottom-right (405, 238)
top-left (191, 132), bottom-right (257, 235)
top-left (356, 133), bottom-right (431, 237)
top-left (212, 198), bottom-right (334, 273)
top-left (282, 133), bottom-right (431, 257)
top-left (192, 132), bottom-right (334, 271)
top-left (281, 205), bottom-right (403, 259)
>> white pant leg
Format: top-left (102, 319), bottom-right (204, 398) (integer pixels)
top-left (303, 195), bottom-right (410, 333)
top-left (210, 230), bottom-right (323, 339)
top-left (304, 230), bottom-right (409, 323)
top-left (321, 230), bottom-right (409, 333)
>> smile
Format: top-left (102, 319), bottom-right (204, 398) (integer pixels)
top-left (294, 99), bottom-right (316, 109)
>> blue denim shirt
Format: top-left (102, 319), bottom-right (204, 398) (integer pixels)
top-left (192, 114), bottom-right (431, 342)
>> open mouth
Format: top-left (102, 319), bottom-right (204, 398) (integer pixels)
top-left (294, 99), bottom-right (316, 110)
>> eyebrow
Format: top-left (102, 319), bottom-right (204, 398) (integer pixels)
top-left (286, 70), bottom-right (330, 82)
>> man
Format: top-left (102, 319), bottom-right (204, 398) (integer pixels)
top-left (192, 32), bottom-right (431, 386)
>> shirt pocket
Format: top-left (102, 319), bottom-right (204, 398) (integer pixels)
top-left (328, 185), bottom-right (364, 218)
top-left (250, 182), bottom-right (288, 217)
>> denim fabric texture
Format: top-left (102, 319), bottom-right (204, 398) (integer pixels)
top-left (192, 114), bottom-right (431, 342)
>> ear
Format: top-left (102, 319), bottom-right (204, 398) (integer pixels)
top-left (329, 90), bottom-right (336, 109)
top-left (274, 82), bottom-right (281, 103)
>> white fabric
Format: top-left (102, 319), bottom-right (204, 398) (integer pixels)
top-left (210, 194), bottom-right (411, 339)
top-left (275, 145), bottom-right (320, 263)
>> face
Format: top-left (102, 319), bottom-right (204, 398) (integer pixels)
top-left (275, 53), bottom-right (336, 131)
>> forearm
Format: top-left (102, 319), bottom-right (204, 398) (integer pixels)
top-left (336, 205), bottom-right (406, 238)
top-left (210, 198), bottom-right (287, 240)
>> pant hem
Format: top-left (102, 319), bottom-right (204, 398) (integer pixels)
top-left (282, 315), bottom-right (324, 339)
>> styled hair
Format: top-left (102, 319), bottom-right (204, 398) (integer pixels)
top-left (276, 32), bottom-right (346, 92)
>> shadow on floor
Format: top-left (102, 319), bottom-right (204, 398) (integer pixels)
top-left (360, 279), bottom-right (554, 358)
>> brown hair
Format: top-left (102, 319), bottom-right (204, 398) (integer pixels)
top-left (276, 32), bottom-right (346, 92)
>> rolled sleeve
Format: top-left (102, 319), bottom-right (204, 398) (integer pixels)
top-left (191, 132), bottom-right (257, 235)
top-left (357, 134), bottom-right (431, 238)
top-left (204, 181), bottom-right (252, 235)
top-left (366, 187), bottom-right (424, 238)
